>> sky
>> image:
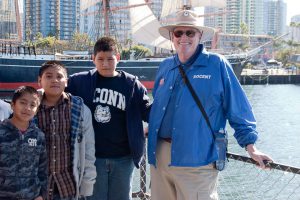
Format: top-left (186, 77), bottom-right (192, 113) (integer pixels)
top-left (17, 0), bottom-right (300, 26)
top-left (285, 0), bottom-right (300, 25)
top-left (196, 1), bottom-right (300, 26)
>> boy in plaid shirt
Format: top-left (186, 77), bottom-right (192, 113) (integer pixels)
top-left (36, 61), bottom-right (96, 200)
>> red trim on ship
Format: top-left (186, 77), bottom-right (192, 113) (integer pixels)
top-left (0, 81), bottom-right (155, 91)
top-left (0, 82), bottom-right (39, 90)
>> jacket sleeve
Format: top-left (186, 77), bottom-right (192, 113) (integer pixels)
top-left (79, 104), bottom-right (97, 196)
top-left (220, 58), bottom-right (258, 147)
top-left (38, 132), bottom-right (48, 198)
top-left (137, 81), bottom-right (151, 122)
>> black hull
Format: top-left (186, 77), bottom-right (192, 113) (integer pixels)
top-left (0, 56), bottom-right (243, 90)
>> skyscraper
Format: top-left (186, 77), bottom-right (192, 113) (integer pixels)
top-left (204, 0), bottom-right (285, 36)
top-left (24, 0), bottom-right (80, 40)
top-left (0, 0), bottom-right (18, 39)
top-left (264, 0), bottom-right (287, 36)
top-left (249, 0), bottom-right (264, 35)
top-left (203, 6), bottom-right (226, 32)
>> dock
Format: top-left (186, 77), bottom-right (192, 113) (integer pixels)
top-left (240, 68), bottom-right (300, 84)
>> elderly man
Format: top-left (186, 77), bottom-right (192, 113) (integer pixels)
top-left (147, 9), bottom-right (273, 200)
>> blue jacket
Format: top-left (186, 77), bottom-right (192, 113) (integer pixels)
top-left (67, 69), bottom-right (151, 168)
top-left (148, 46), bottom-right (258, 167)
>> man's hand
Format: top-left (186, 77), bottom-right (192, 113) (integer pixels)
top-left (34, 196), bottom-right (43, 200)
top-left (246, 144), bottom-right (273, 169)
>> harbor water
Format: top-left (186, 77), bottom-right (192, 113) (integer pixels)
top-left (1, 84), bottom-right (300, 195)
top-left (233, 84), bottom-right (300, 167)
top-left (132, 84), bottom-right (300, 194)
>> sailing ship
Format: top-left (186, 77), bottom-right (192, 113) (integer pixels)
top-left (0, 0), bottom-right (257, 91)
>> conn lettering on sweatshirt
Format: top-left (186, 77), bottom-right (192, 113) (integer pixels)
top-left (93, 88), bottom-right (126, 111)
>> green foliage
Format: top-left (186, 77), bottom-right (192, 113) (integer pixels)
top-left (290, 22), bottom-right (300, 27)
top-left (69, 32), bottom-right (94, 51)
top-left (275, 49), bottom-right (291, 67)
top-left (245, 63), bottom-right (253, 69)
top-left (121, 48), bottom-right (131, 60)
top-left (274, 39), bottom-right (300, 67)
top-left (240, 22), bottom-right (249, 35)
top-left (285, 40), bottom-right (300, 49)
top-left (35, 36), bottom-right (56, 48)
top-left (35, 32), bottom-right (43, 40)
top-left (273, 40), bottom-right (283, 49)
top-left (121, 45), bottom-right (152, 60)
top-left (230, 36), bottom-right (249, 51)
top-left (26, 32), bottom-right (94, 54)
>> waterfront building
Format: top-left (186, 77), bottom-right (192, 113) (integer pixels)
top-left (24, 0), bottom-right (80, 40)
top-left (291, 15), bottom-right (300, 24)
top-left (263, 0), bottom-right (287, 36)
top-left (250, 0), bottom-right (264, 35)
top-left (204, 0), bottom-right (287, 37)
top-left (224, 0), bottom-right (242, 34)
top-left (287, 26), bottom-right (300, 43)
top-left (0, 0), bottom-right (18, 40)
top-left (203, 6), bottom-right (226, 32)
top-left (204, 0), bottom-right (264, 35)
top-left (288, 14), bottom-right (300, 43)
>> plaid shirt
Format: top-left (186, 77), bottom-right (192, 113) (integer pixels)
top-left (37, 93), bottom-right (76, 199)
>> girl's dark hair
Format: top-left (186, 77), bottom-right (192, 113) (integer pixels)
top-left (39, 60), bottom-right (67, 77)
top-left (12, 86), bottom-right (40, 104)
top-left (94, 36), bottom-right (119, 56)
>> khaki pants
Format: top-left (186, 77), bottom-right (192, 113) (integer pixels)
top-left (150, 140), bottom-right (219, 200)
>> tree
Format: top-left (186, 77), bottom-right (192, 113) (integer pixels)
top-left (70, 32), bottom-right (94, 51)
top-left (275, 49), bottom-right (292, 67)
top-left (290, 22), bottom-right (296, 27)
top-left (240, 22), bottom-right (249, 35)
top-left (285, 40), bottom-right (300, 51)
top-left (121, 45), bottom-right (152, 60)
top-left (35, 36), bottom-right (56, 54)
top-left (35, 32), bottom-right (43, 40)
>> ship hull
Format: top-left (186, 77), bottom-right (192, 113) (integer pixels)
top-left (0, 56), bottom-right (243, 91)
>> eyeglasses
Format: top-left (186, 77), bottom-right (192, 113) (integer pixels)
top-left (173, 30), bottom-right (197, 38)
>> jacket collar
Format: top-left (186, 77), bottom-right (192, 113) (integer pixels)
top-left (40, 92), bottom-right (70, 109)
top-left (2, 119), bottom-right (37, 133)
top-left (170, 44), bottom-right (210, 70)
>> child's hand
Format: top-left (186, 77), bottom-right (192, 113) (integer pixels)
top-left (34, 196), bottom-right (43, 200)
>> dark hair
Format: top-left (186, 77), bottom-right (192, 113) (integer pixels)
top-left (39, 60), bottom-right (67, 77)
top-left (12, 86), bottom-right (40, 104)
top-left (94, 36), bottom-right (119, 56)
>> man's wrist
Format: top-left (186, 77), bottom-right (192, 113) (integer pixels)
top-left (245, 144), bottom-right (254, 151)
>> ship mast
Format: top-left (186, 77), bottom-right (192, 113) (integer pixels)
top-left (14, 0), bottom-right (22, 42)
top-left (103, 0), bottom-right (110, 36)
top-left (0, 0), bottom-right (22, 43)
top-left (81, 0), bottom-right (153, 42)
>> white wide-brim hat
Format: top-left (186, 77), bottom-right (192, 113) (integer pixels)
top-left (159, 9), bottom-right (215, 42)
